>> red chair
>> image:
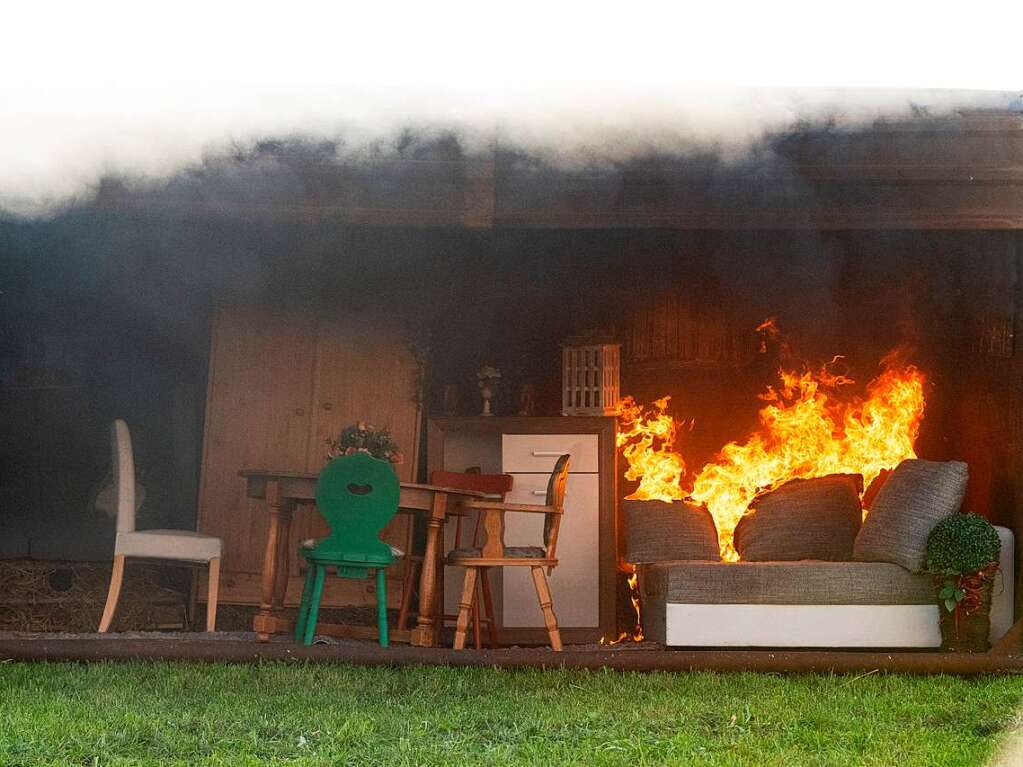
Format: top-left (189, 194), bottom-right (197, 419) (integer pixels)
top-left (396, 469), bottom-right (513, 648)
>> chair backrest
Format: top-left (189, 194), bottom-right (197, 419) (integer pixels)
top-left (543, 454), bottom-right (571, 559)
top-left (314, 452), bottom-right (400, 562)
top-left (110, 419), bottom-right (137, 533)
top-left (429, 470), bottom-right (513, 498)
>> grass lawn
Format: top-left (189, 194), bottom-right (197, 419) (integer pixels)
top-left (2, 662), bottom-right (1023, 766)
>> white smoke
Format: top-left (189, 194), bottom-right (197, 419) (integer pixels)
top-left (1, 0), bottom-right (1020, 215)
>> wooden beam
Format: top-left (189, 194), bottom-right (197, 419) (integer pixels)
top-left (4, 636), bottom-right (1023, 675)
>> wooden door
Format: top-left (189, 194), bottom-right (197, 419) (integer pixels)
top-left (197, 309), bottom-right (318, 577)
top-left (285, 315), bottom-right (421, 598)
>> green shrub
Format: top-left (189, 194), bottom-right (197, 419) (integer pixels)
top-left (926, 513), bottom-right (1000, 575)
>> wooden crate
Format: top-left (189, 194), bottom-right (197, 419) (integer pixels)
top-left (561, 342), bottom-right (621, 416)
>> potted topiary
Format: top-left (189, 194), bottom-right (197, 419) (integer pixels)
top-left (925, 513), bottom-right (1001, 652)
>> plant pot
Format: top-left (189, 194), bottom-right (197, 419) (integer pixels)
top-left (938, 581), bottom-right (992, 653)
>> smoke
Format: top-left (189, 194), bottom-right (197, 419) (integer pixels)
top-left (1, 0), bottom-right (1020, 215)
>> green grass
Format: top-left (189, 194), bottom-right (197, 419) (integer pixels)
top-left (1, 662), bottom-right (1023, 766)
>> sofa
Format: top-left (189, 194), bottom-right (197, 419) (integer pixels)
top-left (626, 461), bottom-right (1016, 649)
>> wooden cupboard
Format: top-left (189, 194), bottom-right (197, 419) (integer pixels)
top-left (196, 308), bottom-right (420, 607)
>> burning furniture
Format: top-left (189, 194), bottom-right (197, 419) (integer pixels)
top-left (626, 461), bottom-right (1017, 649)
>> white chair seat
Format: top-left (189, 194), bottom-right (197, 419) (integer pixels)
top-left (115, 529), bottom-right (222, 562)
top-left (300, 538), bottom-right (404, 557)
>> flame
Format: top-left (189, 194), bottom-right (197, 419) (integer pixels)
top-left (616, 395), bottom-right (687, 502)
top-left (618, 347), bottom-right (926, 562)
top-left (603, 568), bottom-right (644, 645)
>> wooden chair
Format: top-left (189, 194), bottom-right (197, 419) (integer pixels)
top-left (99, 419), bottom-right (223, 632)
top-left (294, 452), bottom-right (400, 646)
top-left (448, 454), bottom-right (570, 651)
top-left (396, 469), bottom-right (513, 648)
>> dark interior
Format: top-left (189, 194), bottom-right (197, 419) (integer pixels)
top-left (3, 115), bottom-right (1022, 605)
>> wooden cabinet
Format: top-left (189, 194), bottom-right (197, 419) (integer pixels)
top-left (196, 308), bottom-right (420, 607)
top-left (428, 416), bottom-right (618, 644)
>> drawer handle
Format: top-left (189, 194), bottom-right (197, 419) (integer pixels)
top-left (530, 490), bottom-right (547, 496)
top-left (531, 450), bottom-right (568, 457)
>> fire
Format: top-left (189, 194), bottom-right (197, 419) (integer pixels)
top-left (616, 396), bottom-right (687, 502)
top-left (618, 346), bottom-right (926, 562)
top-left (603, 568), bottom-right (644, 645)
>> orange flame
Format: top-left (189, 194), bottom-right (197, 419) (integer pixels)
top-left (618, 349), bottom-right (926, 562)
top-left (616, 395), bottom-right (687, 502)
top-left (602, 568), bottom-right (644, 645)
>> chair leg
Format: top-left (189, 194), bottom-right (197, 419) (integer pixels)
top-left (452, 567), bottom-right (478, 650)
top-left (376, 568), bottom-right (389, 648)
top-left (294, 562), bottom-right (316, 642)
top-left (98, 554), bottom-right (126, 632)
top-left (205, 557), bottom-right (221, 632)
top-left (479, 567), bottom-right (499, 648)
top-left (530, 566), bottom-right (562, 652)
top-left (472, 579), bottom-right (483, 650)
top-left (303, 564), bottom-right (326, 646)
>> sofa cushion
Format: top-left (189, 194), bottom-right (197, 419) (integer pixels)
top-left (854, 459), bottom-right (969, 572)
top-left (733, 474), bottom-right (863, 561)
top-left (624, 499), bottom-right (720, 563)
top-left (641, 560), bottom-right (934, 605)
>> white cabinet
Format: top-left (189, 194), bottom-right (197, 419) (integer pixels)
top-left (429, 416), bottom-right (617, 644)
top-left (502, 472), bottom-right (600, 627)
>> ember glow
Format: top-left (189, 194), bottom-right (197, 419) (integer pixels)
top-left (618, 350), bottom-right (926, 561)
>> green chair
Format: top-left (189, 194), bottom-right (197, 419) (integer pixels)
top-left (294, 452), bottom-right (399, 647)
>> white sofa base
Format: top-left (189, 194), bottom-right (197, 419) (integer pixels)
top-left (657, 526), bottom-right (1015, 649)
top-left (665, 604), bottom-right (942, 647)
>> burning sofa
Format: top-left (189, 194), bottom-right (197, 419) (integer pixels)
top-left (627, 460), bottom-right (1015, 648)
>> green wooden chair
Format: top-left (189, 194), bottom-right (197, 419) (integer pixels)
top-left (294, 452), bottom-right (399, 647)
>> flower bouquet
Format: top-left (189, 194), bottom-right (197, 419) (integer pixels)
top-left (326, 422), bottom-right (403, 464)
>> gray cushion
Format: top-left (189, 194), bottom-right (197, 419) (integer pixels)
top-left (624, 500), bottom-right (720, 563)
top-left (854, 459), bottom-right (969, 572)
top-left (448, 546), bottom-right (546, 559)
top-left (734, 474), bottom-right (863, 561)
top-left (641, 560), bottom-right (934, 605)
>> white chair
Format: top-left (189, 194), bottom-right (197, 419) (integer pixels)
top-left (99, 419), bottom-right (223, 632)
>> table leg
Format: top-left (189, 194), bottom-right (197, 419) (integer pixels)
top-left (410, 492), bottom-right (447, 647)
top-left (274, 510), bottom-right (292, 608)
top-left (254, 481), bottom-right (293, 641)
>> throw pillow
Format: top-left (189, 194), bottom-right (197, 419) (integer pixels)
top-left (624, 499), bottom-right (720, 562)
top-left (733, 473), bottom-right (864, 561)
top-left (853, 459), bottom-right (969, 572)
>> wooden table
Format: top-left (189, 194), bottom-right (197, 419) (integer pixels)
top-left (239, 470), bottom-right (485, 647)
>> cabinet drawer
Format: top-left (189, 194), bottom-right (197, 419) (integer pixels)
top-left (501, 434), bottom-right (599, 474)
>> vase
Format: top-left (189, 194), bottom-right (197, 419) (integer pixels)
top-left (938, 583), bottom-right (992, 653)
top-left (480, 385), bottom-right (493, 416)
